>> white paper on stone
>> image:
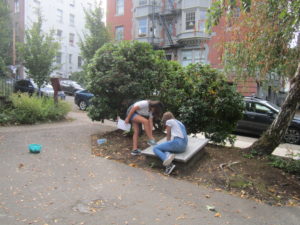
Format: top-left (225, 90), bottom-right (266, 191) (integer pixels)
top-left (117, 118), bottom-right (131, 131)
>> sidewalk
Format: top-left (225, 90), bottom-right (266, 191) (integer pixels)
top-left (196, 133), bottom-right (300, 160)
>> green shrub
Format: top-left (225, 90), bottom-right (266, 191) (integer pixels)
top-left (268, 155), bottom-right (300, 175)
top-left (87, 41), bottom-right (167, 121)
top-left (177, 64), bottom-right (244, 144)
top-left (87, 41), bottom-right (244, 144)
top-left (0, 93), bottom-right (70, 125)
top-left (158, 61), bottom-right (189, 116)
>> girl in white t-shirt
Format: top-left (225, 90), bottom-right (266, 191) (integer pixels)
top-left (153, 112), bottom-right (188, 175)
top-left (125, 100), bottom-right (163, 155)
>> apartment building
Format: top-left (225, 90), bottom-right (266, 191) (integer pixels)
top-left (107, 0), bottom-right (261, 97)
top-left (107, 0), bottom-right (217, 65)
top-left (11, 0), bottom-right (93, 79)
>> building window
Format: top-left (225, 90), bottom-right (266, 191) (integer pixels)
top-left (70, 0), bottom-right (75, 7)
top-left (182, 50), bottom-right (192, 66)
top-left (33, 0), bottom-right (40, 6)
top-left (199, 11), bottom-right (207, 32)
top-left (185, 11), bottom-right (195, 30)
top-left (69, 14), bottom-right (75, 26)
top-left (138, 18), bottom-right (147, 36)
top-left (182, 49), bottom-right (206, 66)
top-left (78, 56), bottom-right (82, 68)
top-left (57, 29), bottom-right (63, 40)
top-left (167, 20), bottom-right (173, 35)
top-left (14, 0), bottom-right (20, 13)
top-left (115, 26), bottom-right (124, 41)
top-left (56, 52), bottom-right (62, 64)
top-left (69, 33), bottom-right (75, 45)
top-left (57, 9), bottom-right (63, 23)
top-left (116, 0), bottom-right (124, 15)
top-left (166, 0), bottom-right (174, 9)
top-left (194, 49), bottom-right (206, 64)
top-left (69, 54), bottom-right (72, 64)
top-left (139, 0), bottom-right (147, 5)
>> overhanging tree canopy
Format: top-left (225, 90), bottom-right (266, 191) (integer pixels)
top-left (0, 0), bottom-right (12, 76)
top-left (207, 0), bottom-right (300, 154)
top-left (18, 12), bottom-right (59, 91)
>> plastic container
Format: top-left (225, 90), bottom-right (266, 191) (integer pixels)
top-left (28, 144), bottom-right (42, 153)
top-left (97, 139), bottom-right (107, 145)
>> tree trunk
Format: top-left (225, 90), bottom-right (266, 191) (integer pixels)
top-left (246, 62), bottom-right (300, 155)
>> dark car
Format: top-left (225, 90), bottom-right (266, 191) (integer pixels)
top-left (14, 79), bottom-right (35, 94)
top-left (74, 89), bottom-right (94, 110)
top-left (60, 80), bottom-right (83, 95)
top-left (14, 79), bottom-right (65, 99)
top-left (236, 97), bottom-right (300, 144)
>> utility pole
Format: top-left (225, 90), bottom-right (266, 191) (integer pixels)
top-left (11, 0), bottom-right (17, 78)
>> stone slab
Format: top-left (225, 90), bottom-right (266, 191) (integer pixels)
top-left (141, 136), bottom-right (209, 163)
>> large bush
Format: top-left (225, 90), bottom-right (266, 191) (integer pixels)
top-left (176, 64), bottom-right (244, 144)
top-left (87, 41), bottom-right (167, 121)
top-left (0, 93), bottom-right (71, 125)
top-left (87, 40), bottom-right (244, 144)
top-left (158, 61), bottom-right (190, 116)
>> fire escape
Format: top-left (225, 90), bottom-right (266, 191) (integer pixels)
top-left (151, 0), bottom-right (181, 49)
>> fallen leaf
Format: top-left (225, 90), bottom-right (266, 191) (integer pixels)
top-left (176, 215), bottom-right (186, 220)
top-left (89, 172), bottom-right (95, 177)
top-left (215, 212), bottom-right (221, 217)
top-left (129, 163), bottom-right (137, 168)
top-left (18, 163), bottom-right (24, 169)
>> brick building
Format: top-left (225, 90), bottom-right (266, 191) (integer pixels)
top-left (107, 0), bottom-right (259, 97)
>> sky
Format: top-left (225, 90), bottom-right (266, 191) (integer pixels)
top-left (101, 0), bottom-right (107, 22)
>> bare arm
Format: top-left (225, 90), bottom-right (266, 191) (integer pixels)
top-left (166, 126), bottom-right (171, 141)
top-left (125, 105), bottom-right (139, 123)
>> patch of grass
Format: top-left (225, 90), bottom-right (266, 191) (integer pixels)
top-left (0, 93), bottom-right (71, 125)
top-left (243, 153), bottom-right (255, 159)
top-left (229, 176), bottom-right (253, 188)
top-left (268, 155), bottom-right (300, 175)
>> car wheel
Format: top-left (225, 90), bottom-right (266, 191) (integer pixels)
top-left (79, 100), bottom-right (87, 111)
top-left (284, 128), bottom-right (300, 144)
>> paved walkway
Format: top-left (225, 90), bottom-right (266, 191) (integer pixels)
top-left (0, 111), bottom-right (299, 225)
top-left (196, 133), bottom-right (300, 160)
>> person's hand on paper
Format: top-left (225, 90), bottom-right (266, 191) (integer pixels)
top-left (118, 118), bottom-right (131, 131)
top-left (125, 117), bottom-right (130, 124)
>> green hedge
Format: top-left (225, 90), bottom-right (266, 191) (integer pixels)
top-left (0, 93), bottom-right (71, 125)
top-left (88, 41), bottom-right (244, 144)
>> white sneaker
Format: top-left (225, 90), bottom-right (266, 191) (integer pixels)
top-left (163, 153), bottom-right (175, 167)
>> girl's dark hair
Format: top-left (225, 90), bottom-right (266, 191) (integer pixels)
top-left (149, 100), bottom-right (164, 118)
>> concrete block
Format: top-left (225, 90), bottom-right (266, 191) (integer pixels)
top-left (141, 136), bottom-right (209, 163)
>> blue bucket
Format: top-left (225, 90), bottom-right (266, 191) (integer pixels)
top-left (28, 144), bottom-right (42, 153)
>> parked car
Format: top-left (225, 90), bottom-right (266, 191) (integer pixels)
top-left (235, 97), bottom-right (300, 144)
top-left (74, 89), bottom-right (94, 110)
top-left (14, 79), bottom-right (65, 99)
top-left (14, 79), bottom-right (35, 95)
top-left (40, 84), bottom-right (66, 100)
top-left (60, 80), bottom-right (83, 95)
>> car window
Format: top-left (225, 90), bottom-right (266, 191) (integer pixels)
top-left (17, 80), bottom-right (28, 86)
top-left (254, 103), bottom-right (272, 114)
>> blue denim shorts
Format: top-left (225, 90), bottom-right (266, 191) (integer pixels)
top-left (129, 113), bottom-right (138, 122)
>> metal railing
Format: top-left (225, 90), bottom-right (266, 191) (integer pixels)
top-left (0, 77), bottom-right (14, 97)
